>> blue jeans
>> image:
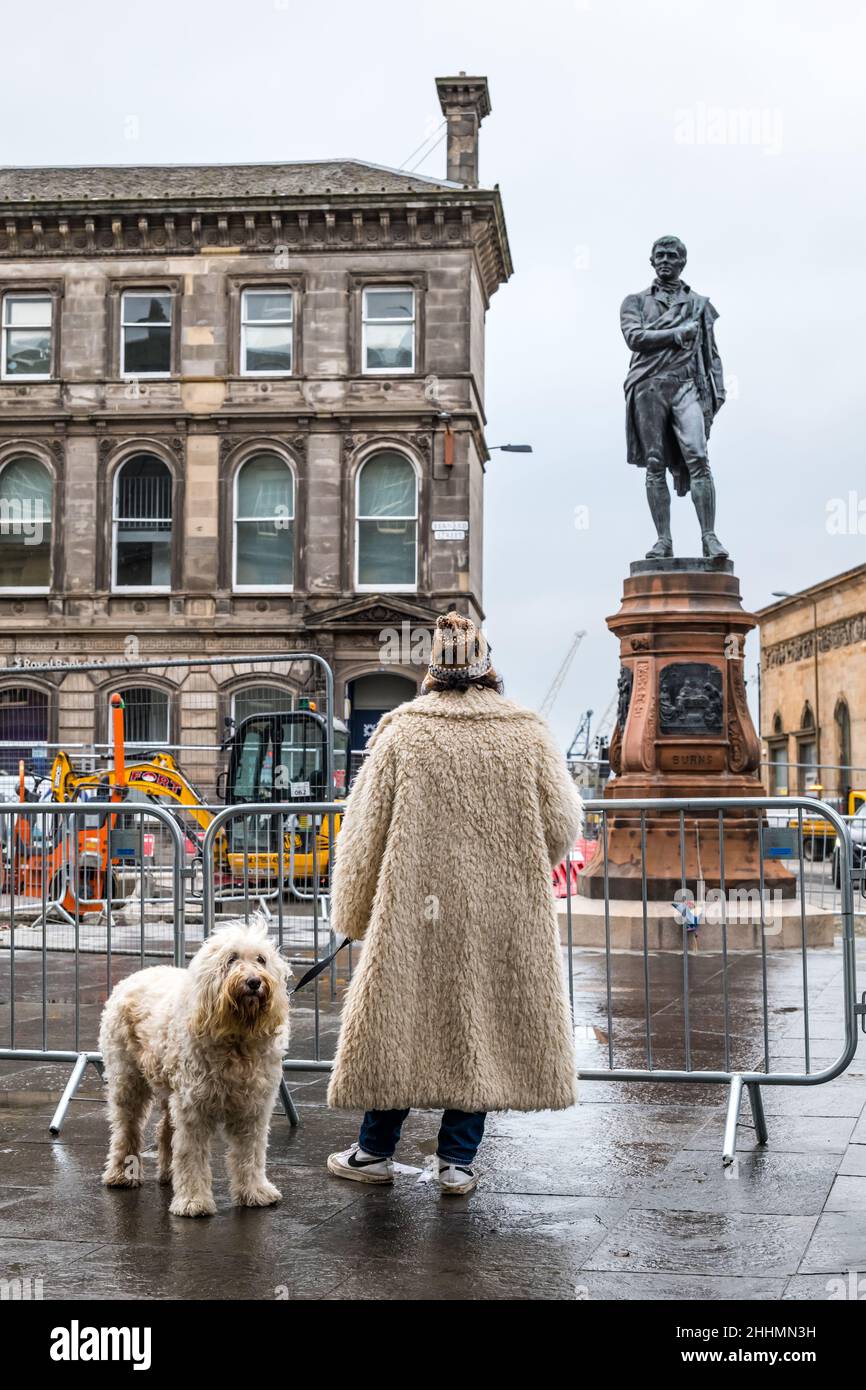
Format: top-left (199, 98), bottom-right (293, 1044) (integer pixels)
top-left (358, 1108), bottom-right (486, 1166)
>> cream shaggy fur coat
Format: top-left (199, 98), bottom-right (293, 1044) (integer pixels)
top-left (327, 686), bottom-right (583, 1113)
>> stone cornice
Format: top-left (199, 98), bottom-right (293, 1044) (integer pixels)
top-left (0, 189), bottom-right (512, 299)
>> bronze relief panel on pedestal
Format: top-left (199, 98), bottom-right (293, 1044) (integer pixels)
top-left (658, 662), bottom-right (723, 735)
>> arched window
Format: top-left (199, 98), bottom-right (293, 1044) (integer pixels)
top-left (232, 684), bottom-right (296, 726)
top-left (768, 713), bottom-right (788, 796)
top-left (0, 685), bottom-right (49, 778)
top-left (115, 686), bottom-right (170, 748)
top-left (233, 454), bottom-right (294, 591)
top-left (0, 455), bottom-right (53, 591)
top-left (355, 451), bottom-right (418, 591)
top-left (112, 455), bottom-right (172, 591)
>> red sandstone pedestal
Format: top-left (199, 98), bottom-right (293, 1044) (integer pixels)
top-left (578, 557), bottom-right (794, 901)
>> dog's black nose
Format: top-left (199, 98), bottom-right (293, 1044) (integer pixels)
top-left (246, 977), bottom-right (262, 992)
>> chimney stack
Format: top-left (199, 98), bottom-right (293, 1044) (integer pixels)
top-left (436, 73), bottom-right (491, 187)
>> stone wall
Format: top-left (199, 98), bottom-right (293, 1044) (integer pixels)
top-left (758, 565), bottom-right (866, 796)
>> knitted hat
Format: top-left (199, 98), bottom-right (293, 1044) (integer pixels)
top-left (427, 611), bottom-right (492, 684)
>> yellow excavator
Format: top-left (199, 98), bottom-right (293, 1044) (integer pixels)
top-left (44, 698), bottom-right (350, 893)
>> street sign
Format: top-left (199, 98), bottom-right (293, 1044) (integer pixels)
top-left (432, 519), bottom-right (469, 541)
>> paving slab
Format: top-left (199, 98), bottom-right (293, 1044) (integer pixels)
top-left (583, 1208), bottom-right (819, 1277)
top-left (824, 1175), bottom-right (866, 1211)
top-left (574, 1271), bottom-right (787, 1300)
top-left (783, 1273), bottom-right (866, 1300)
top-left (640, 1149), bottom-right (839, 1216)
top-left (798, 1212), bottom-right (866, 1273)
top-left (838, 1144), bottom-right (866, 1176)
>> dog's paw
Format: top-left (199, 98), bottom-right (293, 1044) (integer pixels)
top-left (103, 1167), bottom-right (141, 1189)
top-left (169, 1193), bottom-right (217, 1218)
top-left (234, 1181), bottom-right (282, 1208)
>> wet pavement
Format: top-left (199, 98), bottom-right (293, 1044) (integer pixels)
top-left (0, 935), bottom-right (864, 1301)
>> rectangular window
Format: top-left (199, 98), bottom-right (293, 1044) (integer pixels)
top-left (362, 287), bottom-right (415, 373)
top-left (121, 292), bottom-right (172, 377)
top-left (769, 745), bottom-right (788, 796)
top-left (798, 739), bottom-right (817, 794)
top-left (241, 289), bottom-right (293, 375)
top-left (1, 295), bottom-right (53, 379)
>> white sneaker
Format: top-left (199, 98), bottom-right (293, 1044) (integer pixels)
top-left (327, 1144), bottom-right (394, 1184)
top-left (437, 1159), bottom-right (478, 1195)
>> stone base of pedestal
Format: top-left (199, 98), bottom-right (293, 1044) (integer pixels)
top-left (583, 556), bottom-right (791, 903)
top-left (557, 896), bottom-right (837, 951)
top-left (576, 795), bottom-right (797, 899)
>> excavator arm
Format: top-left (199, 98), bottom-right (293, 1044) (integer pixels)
top-left (46, 752), bottom-right (226, 856)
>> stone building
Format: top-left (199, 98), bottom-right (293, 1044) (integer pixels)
top-left (0, 74), bottom-right (511, 793)
top-left (756, 563), bottom-right (866, 806)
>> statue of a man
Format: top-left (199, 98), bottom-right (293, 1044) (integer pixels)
top-left (621, 236), bottom-right (728, 560)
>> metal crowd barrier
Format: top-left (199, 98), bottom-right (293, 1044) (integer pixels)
top-left (5, 794), bottom-right (864, 1158)
top-left (574, 795), bottom-right (864, 1162)
top-left (0, 800), bottom-right (188, 1133)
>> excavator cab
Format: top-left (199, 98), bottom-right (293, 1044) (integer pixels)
top-left (223, 707), bottom-right (349, 882)
top-left (226, 708), bottom-right (348, 804)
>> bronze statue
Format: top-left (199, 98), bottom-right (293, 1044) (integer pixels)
top-left (621, 236), bottom-right (728, 560)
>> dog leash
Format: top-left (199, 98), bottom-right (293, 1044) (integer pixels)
top-left (288, 935), bottom-right (350, 996)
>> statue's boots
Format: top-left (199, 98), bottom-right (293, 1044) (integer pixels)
top-left (701, 531), bottom-right (729, 560)
top-left (646, 537), bottom-right (673, 559)
top-left (690, 470), bottom-right (729, 561)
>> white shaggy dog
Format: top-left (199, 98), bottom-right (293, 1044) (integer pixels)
top-left (99, 918), bottom-right (291, 1217)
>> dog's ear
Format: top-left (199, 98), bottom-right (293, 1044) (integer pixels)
top-left (189, 945), bottom-right (227, 1038)
top-left (274, 946), bottom-right (294, 982)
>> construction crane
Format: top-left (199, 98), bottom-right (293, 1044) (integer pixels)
top-left (592, 693), bottom-right (618, 744)
top-left (539, 630), bottom-right (586, 719)
top-left (567, 709), bottom-right (593, 762)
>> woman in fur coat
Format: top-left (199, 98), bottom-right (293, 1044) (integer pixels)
top-left (326, 611), bottom-right (583, 1195)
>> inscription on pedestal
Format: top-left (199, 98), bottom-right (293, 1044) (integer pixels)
top-left (658, 662), bottom-right (723, 735)
top-left (658, 746), bottom-right (726, 772)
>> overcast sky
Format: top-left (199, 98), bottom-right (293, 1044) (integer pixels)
top-left (3, 0), bottom-right (864, 746)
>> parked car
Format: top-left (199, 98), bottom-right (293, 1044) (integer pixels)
top-left (790, 789), bottom-right (866, 862)
top-left (832, 801), bottom-right (866, 889)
